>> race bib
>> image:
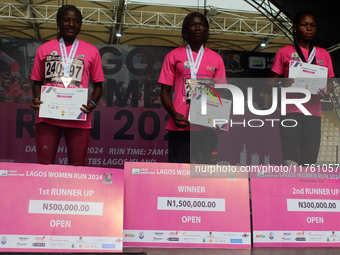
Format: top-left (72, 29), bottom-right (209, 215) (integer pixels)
top-left (45, 55), bottom-right (84, 86)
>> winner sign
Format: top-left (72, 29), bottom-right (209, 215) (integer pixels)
top-left (123, 162), bottom-right (251, 249)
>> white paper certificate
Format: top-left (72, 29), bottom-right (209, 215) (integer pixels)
top-left (39, 86), bottom-right (88, 121)
top-left (289, 60), bottom-right (328, 94)
top-left (189, 92), bottom-right (231, 131)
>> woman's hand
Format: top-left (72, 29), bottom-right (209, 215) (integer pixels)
top-left (173, 112), bottom-right (190, 129)
top-left (267, 71), bottom-right (295, 88)
top-left (209, 125), bottom-right (224, 135)
top-left (30, 97), bottom-right (43, 110)
top-left (318, 89), bottom-right (331, 100)
top-left (81, 100), bottom-right (96, 114)
top-left (280, 78), bottom-right (295, 87)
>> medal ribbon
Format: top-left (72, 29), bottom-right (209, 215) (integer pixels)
top-left (59, 37), bottom-right (79, 77)
top-left (186, 44), bottom-right (204, 79)
top-left (294, 42), bottom-right (316, 64)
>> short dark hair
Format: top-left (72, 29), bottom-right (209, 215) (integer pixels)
top-left (182, 12), bottom-right (209, 46)
top-left (56, 5), bottom-right (82, 23)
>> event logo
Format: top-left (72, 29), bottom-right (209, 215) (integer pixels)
top-left (269, 232), bottom-right (274, 240)
top-left (50, 243), bottom-right (67, 247)
top-left (139, 232), bottom-right (144, 239)
top-left (102, 243), bottom-right (116, 249)
top-left (308, 232), bottom-right (325, 237)
top-left (167, 237), bottom-right (179, 241)
top-left (309, 237), bottom-right (323, 241)
top-left (249, 56), bottom-right (265, 69)
top-left (1, 236), bottom-right (7, 245)
top-left (32, 243), bottom-right (45, 247)
top-left (223, 233), bottom-right (237, 237)
top-left (230, 239), bottom-right (243, 243)
top-left (103, 173), bottom-right (113, 183)
top-left (0, 170), bottom-right (8, 176)
top-left (16, 242), bottom-right (27, 247)
top-left (153, 237), bottom-right (163, 241)
top-left (132, 168), bottom-right (140, 174)
top-left (256, 235), bottom-right (265, 238)
top-left (94, 238), bottom-right (109, 242)
top-left (84, 245), bottom-right (96, 248)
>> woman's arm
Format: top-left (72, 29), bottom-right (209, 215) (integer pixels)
top-left (161, 84), bottom-right (189, 129)
top-left (81, 81), bottom-right (102, 113)
top-left (267, 71), bottom-right (295, 88)
top-left (30, 80), bottom-right (44, 109)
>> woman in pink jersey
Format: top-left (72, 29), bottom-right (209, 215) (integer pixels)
top-left (159, 12), bottom-right (226, 163)
top-left (30, 5), bottom-right (104, 165)
top-left (268, 12), bottom-right (334, 166)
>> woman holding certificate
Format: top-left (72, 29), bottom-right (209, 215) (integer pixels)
top-left (268, 12), bottom-right (335, 166)
top-left (30, 5), bottom-right (104, 165)
top-left (159, 12), bottom-right (226, 163)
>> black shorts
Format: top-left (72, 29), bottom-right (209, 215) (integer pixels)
top-left (280, 113), bottom-right (321, 166)
top-left (168, 129), bottom-right (218, 164)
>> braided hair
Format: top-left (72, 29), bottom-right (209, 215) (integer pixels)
top-left (292, 11), bottom-right (316, 64)
top-left (181, 12), bottom-right (209, 46)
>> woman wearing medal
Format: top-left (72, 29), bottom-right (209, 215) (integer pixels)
top-left (268, 12), bottom-right (335, 166)
top-left (30, 5), bottom-right (104, 166)
top-left (159, 12), bottom-right (226, 163)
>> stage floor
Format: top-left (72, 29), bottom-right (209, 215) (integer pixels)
top-left (1, 247), bottom-right (340, 255)
top-left (124, 247), bottom-right (340, 255)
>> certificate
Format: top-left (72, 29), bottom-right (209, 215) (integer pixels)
top-left (289, 60), bottom-right (328, 94)
top-left (188, 90), bottom-right (231, 130)
top-left (39, 86), bottom-right (88, 121)
top-left (185, 78), bottom-right (214, 103)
